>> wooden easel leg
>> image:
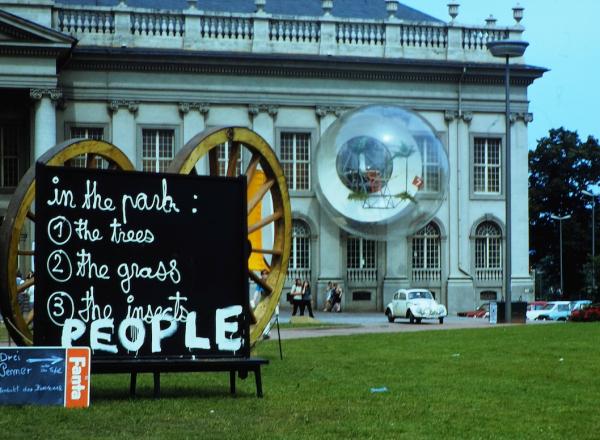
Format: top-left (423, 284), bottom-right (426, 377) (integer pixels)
top-left (229, 370), bottom-right (236, 395)
top-left (153, 372), bottom-right (160, 398)
top-left (130, 372), bottom-right (137, 398)
top-left (254, 367), bottom-right (263, 398)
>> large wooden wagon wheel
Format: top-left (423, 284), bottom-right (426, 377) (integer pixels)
top-left (0, 139), bottom-right (135, 345)
top-left (167, 127), bottom-right (291, 346)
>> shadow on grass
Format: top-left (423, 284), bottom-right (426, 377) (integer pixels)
top-left (91, 373), bottom-right (260, 401)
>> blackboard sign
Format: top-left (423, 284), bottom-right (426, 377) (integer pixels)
top-left (34, 163), bottom-right (250, 359)
top-left (0, 347), bottom-right (90, 407)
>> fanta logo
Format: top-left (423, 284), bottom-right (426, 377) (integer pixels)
top-left (69, 357), bottom-right (86, 400)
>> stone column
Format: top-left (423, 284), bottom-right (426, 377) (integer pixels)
top-left (316, 105), bottom-right (342, 135)
top-left (249, 104), bottom-right (278, 147)
top-left (179, 102), bottom-right (209, 143)
top-left (179, 102), bottom-right (210, 174)
top-left (315, 105), bottom-right (344, 307)
top-left (511, 112), bottom-right (534, 301)
top-left (30, 88), bottom-right (62, 160)
top-left (108, 100), bottom-right (138, 166)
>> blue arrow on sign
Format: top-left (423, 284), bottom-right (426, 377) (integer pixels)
top-left (26, 356), bottom-right (63, 365)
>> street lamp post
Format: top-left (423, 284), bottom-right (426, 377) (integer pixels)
top-left (551, 214), bottom-right (571, 297)
top-left (486, 39), bottom-right (528, 323)
top-left (582, 190), bottom-right (597, 296)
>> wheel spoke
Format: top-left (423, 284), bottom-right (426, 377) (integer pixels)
top-left (247, 179), bottom-right (274, 214)
top-left (249, 270), bottom-right (273, 294)
top-left (251, 247), bottom-right (282, 256)
top-left (245, 153), bottom-right (261, 184)
top-left (248, 209), bottom-right (282, 234)
top-left (17, 277), bottom-right (34, 293)
top-left (18, 249), bottom-right (35, 256)
top-left (25, 310), bottom-right (34, 326)
top-left (86, 153), bottom-right (98, 169)
top-left (226, 142), bottom-right (241, 177)
top-left (27, 210), bottom-right (35, 222)
top-left (209, 148), bottom-right (219, 176)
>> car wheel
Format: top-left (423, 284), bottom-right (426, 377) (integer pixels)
top-left (386, 309), bottom-right (395, 323)
top-left (416, 318), bottom-right (422, 324)
top-left (439, 317), bottom-right (444, 324)
top-left (408, 310), bottom-right (415, 324)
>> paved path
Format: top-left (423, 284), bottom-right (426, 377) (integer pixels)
top-left (272, 311), bottom-right (500, 340)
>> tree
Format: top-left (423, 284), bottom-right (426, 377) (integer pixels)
top-left (529, 128), bottom-right (600, 299)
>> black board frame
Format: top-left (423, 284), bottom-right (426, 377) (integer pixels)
top-left (34, 163), bottom-right (251, 361)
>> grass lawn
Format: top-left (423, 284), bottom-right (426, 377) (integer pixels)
top-left (2, 324), bottom-right (600, 439)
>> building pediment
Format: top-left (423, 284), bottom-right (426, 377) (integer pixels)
top-left (0, 9), bottom-right (75, 57)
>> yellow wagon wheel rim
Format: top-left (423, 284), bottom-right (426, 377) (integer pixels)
top-left (167, 127), bottom-right (291, 346)
top-left (0, 139), bottom-right (135, 346)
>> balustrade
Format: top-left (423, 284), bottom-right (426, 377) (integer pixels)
top-left (347, 268), bottom-right (377, 284)
top-left (286, 268), bottom-right (312, 284)
top-left (462, 26), bottom-right (508, 50)
top-left (411, 268), bottom-right (441, 282)
top-left (400, 23), bottom-right (446, 48)
top-left (475, 268), bottom-right (503, 282)
top-left (270, 19), bottom-right (319, 43)
top-left (336, 22), bottom-right (384, 45)
top-left (57, 8), bottom-right (114, 34)
top-left (50, 4), bottom-right (522, 63)
top-left (131, 12), bottom-right (184, 37)
top-left (201, 16), bottom-right (253, 40)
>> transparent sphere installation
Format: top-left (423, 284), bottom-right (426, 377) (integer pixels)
top-left (314, 105), bottom-right (449, 240)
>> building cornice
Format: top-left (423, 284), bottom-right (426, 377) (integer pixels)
top-left (66, 47), bottom-right (547, 87)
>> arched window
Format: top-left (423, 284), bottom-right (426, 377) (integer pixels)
top-left (475, 221), bottom-right (502, 281)
top-left (347, 235), bottom-right (377, 283)
top-left (288, 219), bottom-right (311, 282)
top-left (412, 222), bottom-right (441, 282)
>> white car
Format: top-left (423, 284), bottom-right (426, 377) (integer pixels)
top-left (385, 289), bottom-right (447, 324)
top-left (526, 301), bottom-right (571, 321)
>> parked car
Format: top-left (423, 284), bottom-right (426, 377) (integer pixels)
top-left (527, 301), bottom-right (547, 312)
top-left (385, 289), bottom-right (447, 324)
top-left (457, 303), bottom-right (489, 318)
top-left (570, 303), bottom-right (600, 322)
top-left (527, 301), bottom-right (571, 321)
top-left (570, 300), bottom-right (592, 311)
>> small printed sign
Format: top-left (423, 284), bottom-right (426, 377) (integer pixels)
top-left (0, 347), bottom-right (90, 407)
top-left (489, 301), bottom-right (498, 325)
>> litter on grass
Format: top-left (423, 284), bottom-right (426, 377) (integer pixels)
top-left (370, 387), bottom-right (389, 393)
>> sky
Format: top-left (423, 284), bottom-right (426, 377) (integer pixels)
top-left (401, 0), bottom-right (600, 149)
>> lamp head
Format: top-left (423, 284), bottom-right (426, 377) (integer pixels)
top-left (487, 40), bottom-right (528, 58)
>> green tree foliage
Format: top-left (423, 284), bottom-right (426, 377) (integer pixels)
top-left (529, 128), bottom-right (600, 299)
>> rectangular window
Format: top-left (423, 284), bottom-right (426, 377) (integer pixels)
top-left (216, 142), bottom-right (243, 177)
top-left (0, 125), bottom-right (20, 188)
top-left (280, 132), bottom-right (310, 191)
top-left (68, 126), bottom-right (108, 168)
top-left (347, 236), bottom-right (376, 269)
top-left (142, 129), bottom-right (175, 173)
top-left (473, 137), bottom-right (501, 194)
top-left (416, 135), bottom-right (441, 193)
top-left (70, 126), bottom-right (104, 141)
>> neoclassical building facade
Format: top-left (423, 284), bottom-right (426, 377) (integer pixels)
top-left (0, 0), bottom-right (544, 313)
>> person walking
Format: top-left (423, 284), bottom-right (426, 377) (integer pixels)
top-left (300, 280), bottom-right (315, 318)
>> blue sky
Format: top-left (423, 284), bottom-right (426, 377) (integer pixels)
top-left (401, 0), bottom-right (600, 149)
